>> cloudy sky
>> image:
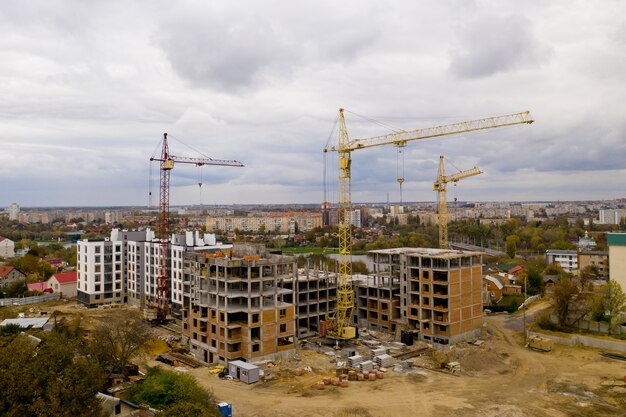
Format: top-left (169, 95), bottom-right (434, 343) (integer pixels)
top-left (1, 0), bottom-right (624, 207)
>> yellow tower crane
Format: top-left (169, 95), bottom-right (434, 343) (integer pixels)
top-left (433, 156), bottom-right (482, 249)
top-left (324, 109), bottom-right (533, 340)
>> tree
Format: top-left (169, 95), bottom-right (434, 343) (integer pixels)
top-left (130, 367), bottom-right (218, 415)
top-left (4, 280), bottom-right (27, 297)
top-left (88, 311), bottom-right (151, 373)
top-left (552, 276), bottom-right (580, 326)
top-left (351, 260), bottom-right (369, 274)
top-left (526, 269), bottom-right (544, 295)
top-left (505, 235), bottom-right (519, 259)
top-left (605, 280), bottom-right (626, 334)
top-left (0, 328), bottom-right (105, 417)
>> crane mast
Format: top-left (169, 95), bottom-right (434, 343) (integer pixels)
top-left (433, 156), bottom-right (482, 249)
top-left (324, 110), bottom-right (533, 339)
top-left (149, 133), bottom-right (243, 322)
top-left (336, 110), bottom-right (356, 339)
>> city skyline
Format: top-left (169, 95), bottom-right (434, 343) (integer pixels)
top-left (1, 1), bottom-right (624, 206)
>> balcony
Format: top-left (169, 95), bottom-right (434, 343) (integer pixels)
top-left (432, 302), bottom-right (448, 312)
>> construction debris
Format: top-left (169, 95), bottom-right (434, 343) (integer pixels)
top-left (374, 354), bottom-right (393, 368)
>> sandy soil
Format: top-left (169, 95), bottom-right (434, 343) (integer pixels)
top-left (184, 313), bottom-right (626, 417)
top-left (7, 300), bottom-right (626, 416)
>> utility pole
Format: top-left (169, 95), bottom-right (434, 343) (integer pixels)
top-left (523, 274), bottom-right (528, 344)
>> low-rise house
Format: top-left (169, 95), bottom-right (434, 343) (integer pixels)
top-left (508, 265), bottom-right (525, 276)
top-left (483, 275), bottom-right (503, 305)
top-left (0, 266), bottom-right (26, 289)
top-left (44, 258), bottom-right (68, 270)
top-left (47, 271), bottom-right (78, 297)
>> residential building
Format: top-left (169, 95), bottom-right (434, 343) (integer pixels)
top-left (599, 209), bottom-right (626, 225)
top-left (183, 244), bottom-right (297, 364)
top-left (346, 208), bottom-right (364, 228)
top-left (545, 249), bottom-right (578, 272)
top-left (608, 233), bottom-right (626, 292)
top-left (483, 275), bottom-right (503, 305)
top-left (0, 266), bottom-right (26, 289)
top-left (360, 248), bottom-right (484, 346)
top-left (206, 211), bottom-right (322, 234)
top-left (47, 271), bottom-right (78, 298)
top-left (578, 250), bottom-right (609, 278)
top-left (353, 273), bottom-right (401, 334)
top-left (77, 228), bottom-right (230, 313)
top-left (0, 236), bottom-right (15, 258)
top-left (482, 272), bottom-right (522, 305)
top-left (77, 231), bottom-right (131, 306)
top-left (7, 203), bottom-right (19, 221)
top-left (280, 267), bottom-right (337, 338)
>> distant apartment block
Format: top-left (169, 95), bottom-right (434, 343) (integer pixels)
top-left (0, 236), bottom-right (15, 258)
top-left (599, 209), bottom-right (626, 225)
top-left (77, 228), bottom-right (230, 313)
top-left (7, 203), bottom-right (19, 221)
top-left (545, 250), bottom-right (578, 272)
top-left (356, 248), bottom-right (484, 346)
top-left (206, 211), bottom-right (322, 234)
top-left (578, 251), bottom-right (608, 277)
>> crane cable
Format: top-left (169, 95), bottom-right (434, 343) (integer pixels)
top-left (396, 146), bottom-right (405, 205)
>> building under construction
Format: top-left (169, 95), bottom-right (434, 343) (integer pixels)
top-left (355, 248), bottom-right (484, 346)
top-left (183, 244), bottom-right (336, 364)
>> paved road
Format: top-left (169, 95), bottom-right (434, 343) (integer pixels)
top-left (499, 300), bottom-right (550, 332)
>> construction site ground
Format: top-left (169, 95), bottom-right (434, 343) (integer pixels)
top-left (4, 300), bottom-right (626, 416)
top-left (182, 307), bottom-right (626, 417)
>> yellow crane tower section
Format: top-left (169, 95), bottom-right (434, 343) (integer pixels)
top-left (324, 110), bottom-right (533, 340)
top-left (433, 156), bottom-right (482, 249)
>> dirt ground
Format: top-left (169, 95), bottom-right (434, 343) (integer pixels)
top-left (5, 300), bottom-right (626, 416)
top-left (183, 311), bottom-right (626, 417)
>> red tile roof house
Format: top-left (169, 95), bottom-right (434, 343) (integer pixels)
top-left (508, 265), bottom-right (526, 276)
top-left (46, 271), bottom-right (78, 298)
top-left (0, 266), bottom-right (26, 289)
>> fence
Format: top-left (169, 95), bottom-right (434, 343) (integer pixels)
top-left (518, 294), bottom-right (541, 310)
top-left (0, 293), bottom-right (60, 307)
top-left (529, 330), bottom-right (626, 353)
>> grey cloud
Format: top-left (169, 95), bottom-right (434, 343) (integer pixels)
top-left (449, 14), bottom-right (552, 78)
top-left (156, 3), bottom-right (380, 92)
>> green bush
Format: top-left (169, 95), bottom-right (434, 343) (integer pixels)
top-left (130, 367), bottom-right (218, 415)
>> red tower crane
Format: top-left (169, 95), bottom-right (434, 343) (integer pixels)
top-left (149, 133), bottom-right (244, 322)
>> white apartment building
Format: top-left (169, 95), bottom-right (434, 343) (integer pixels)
top-left (78, 228), bottom-right (231, 317)
top-left (206, 212), bottom-right (322, 234)
top-left (7, 203), bottom-right (19, 221)
top-left (545, 249), bottom-right (578, 272)
top-left (598, 209), bottom-right (626, 225)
